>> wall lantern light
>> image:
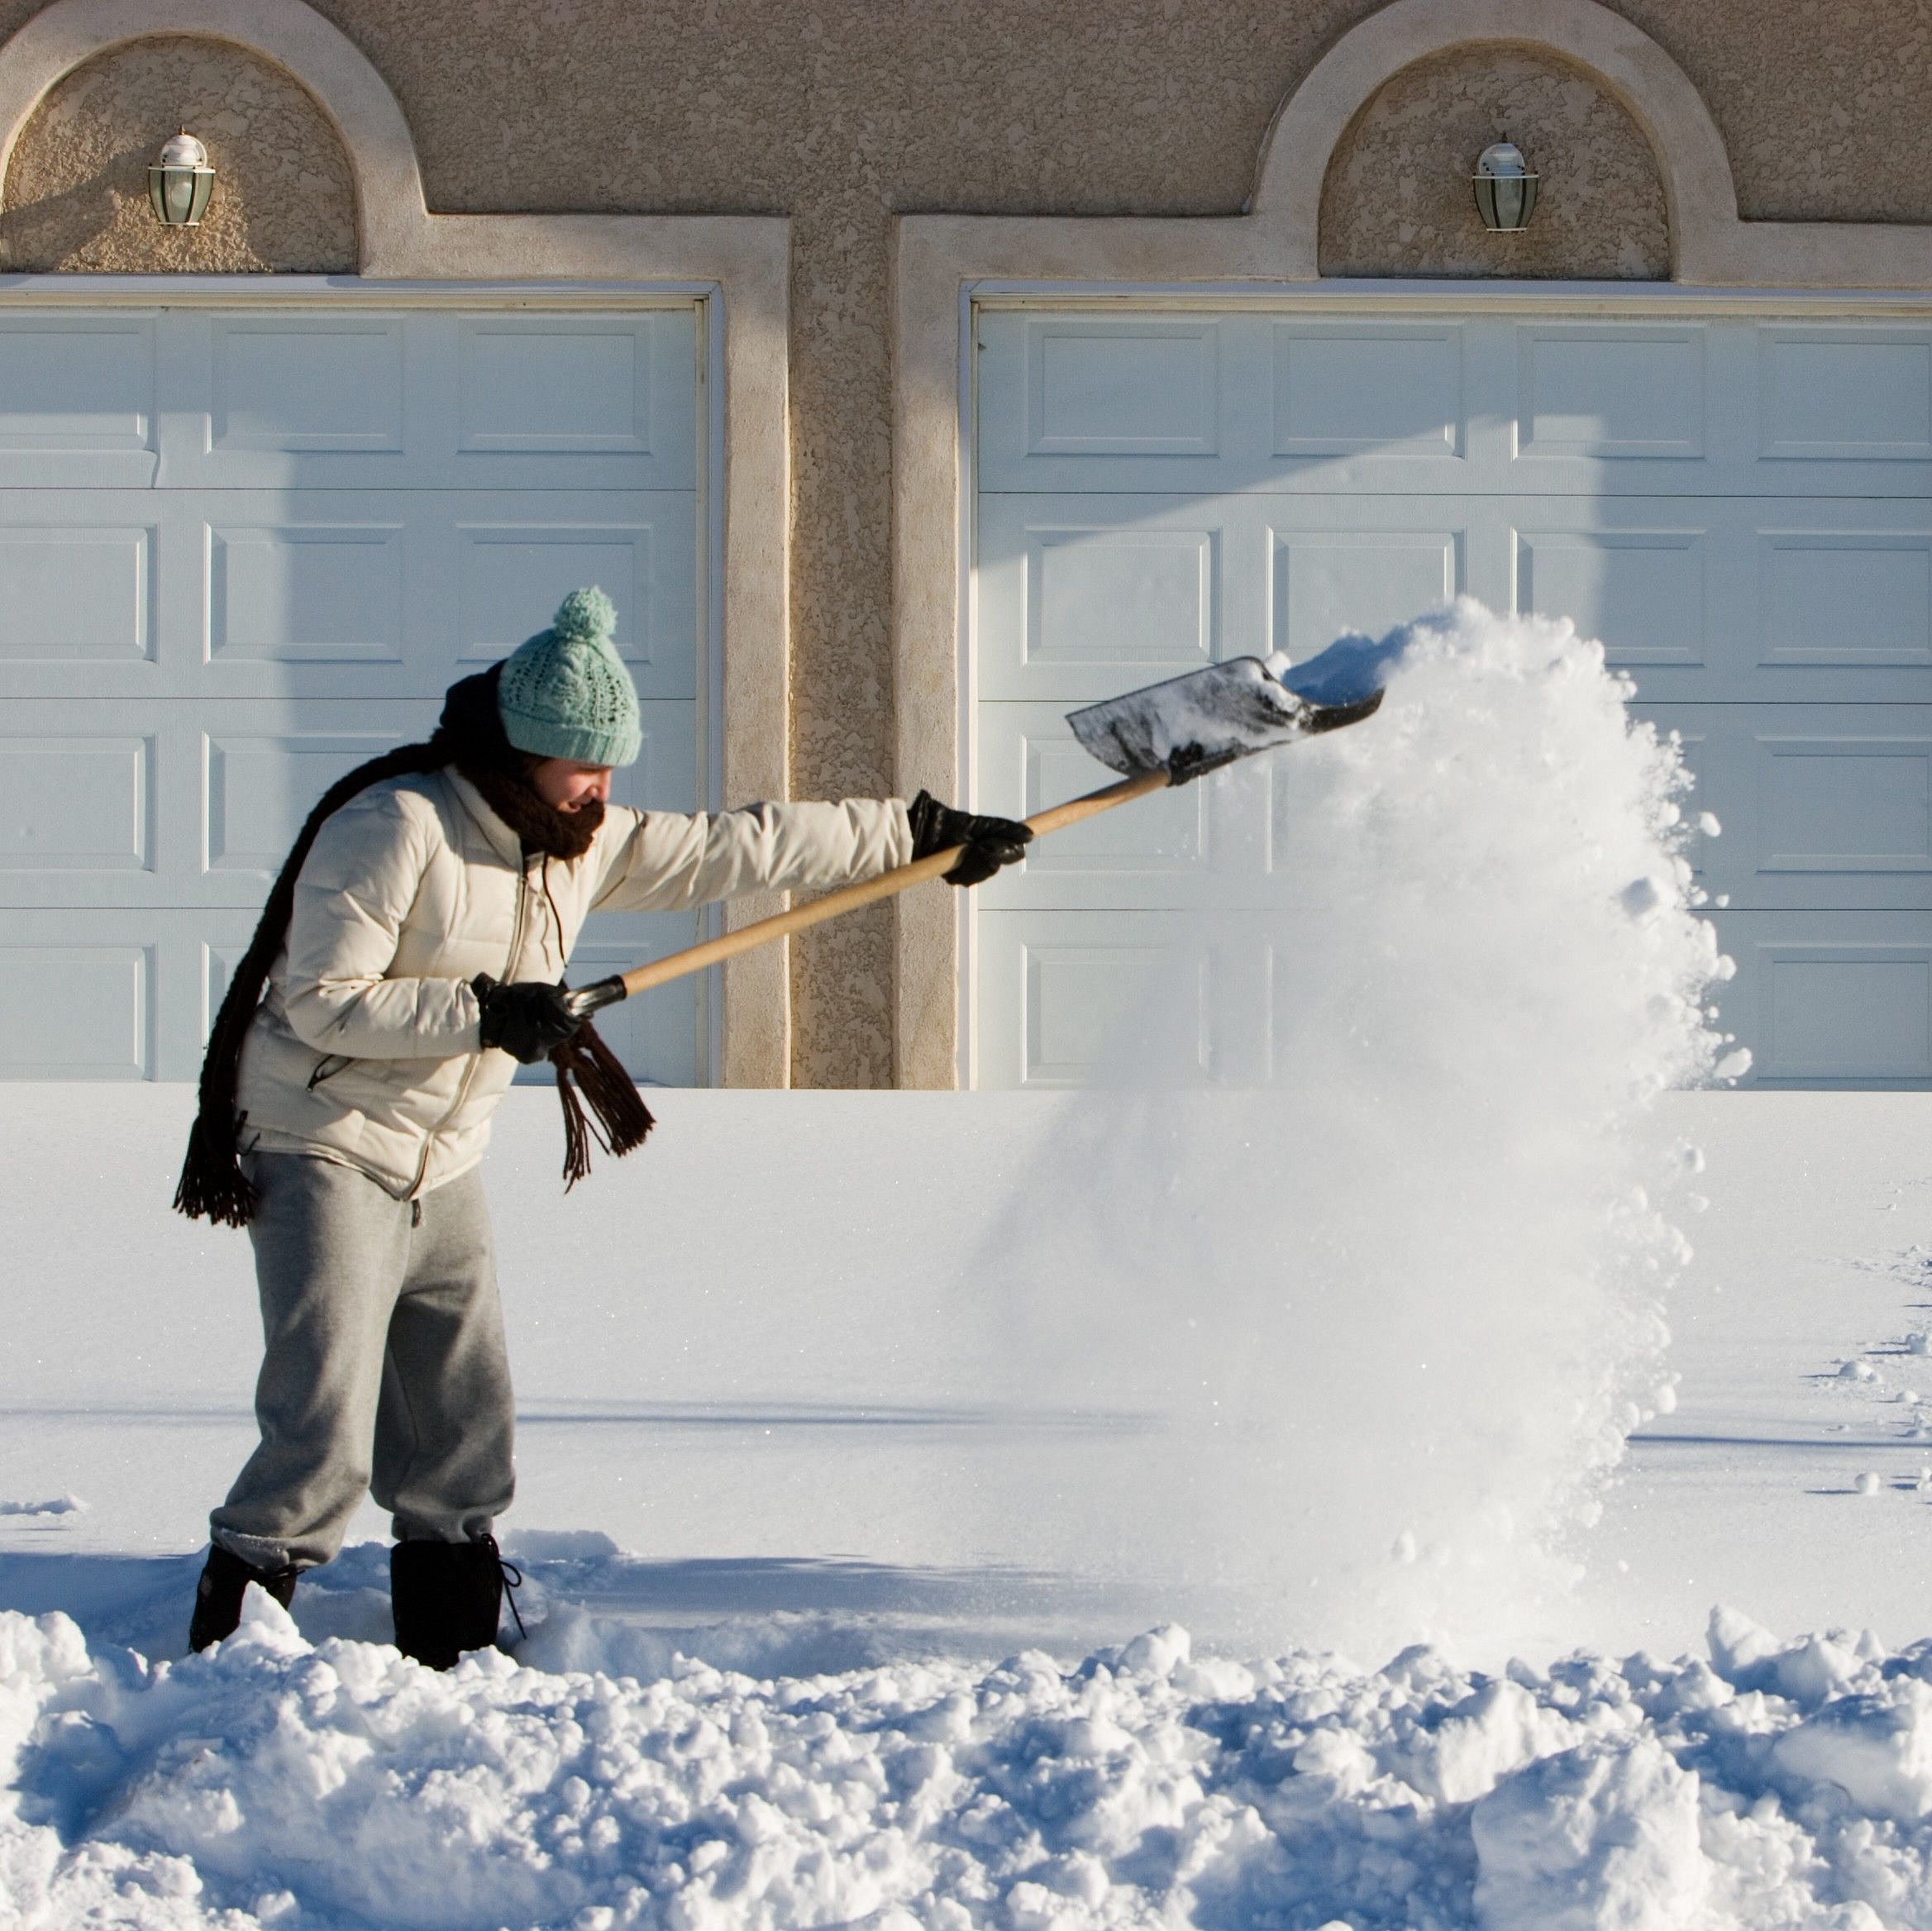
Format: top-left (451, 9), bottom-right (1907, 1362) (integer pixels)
top-left (1472, 137), bottom-right (1538, 232)
top-left (148, 130), bottom-right (214, 226)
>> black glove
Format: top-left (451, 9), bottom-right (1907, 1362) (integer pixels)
top-left (908, 790), bottom-right (1034, 887)
top-left (473, 974), bottom-right (581, 1064)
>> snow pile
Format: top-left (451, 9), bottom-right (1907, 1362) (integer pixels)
top-left (7, 1598), bottom-right (1932, 1929)
top-left (980, 601), bottom-right (1732, 1657)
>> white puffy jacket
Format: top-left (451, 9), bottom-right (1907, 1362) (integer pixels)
top-left (237, 769), bottom-right (913, 1197)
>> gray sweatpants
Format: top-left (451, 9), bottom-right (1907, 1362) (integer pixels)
top-left (211, 1152), bottom-right (515, 1571)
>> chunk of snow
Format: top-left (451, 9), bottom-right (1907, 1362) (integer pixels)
top-left (1708, 1604), bottom-right (1781, 1685)
top-left (0, 1495), bottom-right (84, 1518)
top-left (1620, 877), bottom-right (1663, 918)
top-left (1117, 1623), bottom-right (1190, 1676)
top-left (1772, 1678), bottom-right (1932, 1823)
top-left (1472, 1735), bottom-right (1710, 1931)
top-left (1853, 1471), bottom-right (1881, 1495)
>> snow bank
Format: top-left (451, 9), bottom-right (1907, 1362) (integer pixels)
top-left (6, 1599), bottom-right (1930, 1930)
top-left (979, 602), bottom-right (1730, 1657)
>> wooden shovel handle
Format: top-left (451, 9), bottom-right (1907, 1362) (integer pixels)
top-left (608, 768), bottom-right (1169, 1003)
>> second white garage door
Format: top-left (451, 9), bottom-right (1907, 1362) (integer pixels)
top-left (0, 300), bottom-right (708, 1084)
top-left (971, 304), bottom-right (1932, 1088)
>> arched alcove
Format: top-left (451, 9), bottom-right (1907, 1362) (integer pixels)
top-left (1, 32), bottom-right (355, 271)
top-left (1319, 41), bottom-right (1670, 279)
top-left (1250, 0), bottom-right (1740, 280)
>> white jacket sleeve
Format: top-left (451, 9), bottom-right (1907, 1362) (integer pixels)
top-left (589, 799), bottom-right (915, 913)
top-left (280, 789), bottom-right (483, 1057)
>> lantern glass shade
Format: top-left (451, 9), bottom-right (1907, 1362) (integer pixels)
top-left (147, 131), bottom-right (214, 226)
top-left (1472, 139), bottom-right (1539, 233)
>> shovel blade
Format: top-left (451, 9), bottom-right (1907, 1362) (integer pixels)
top-left (1066, 656), bottom-right (1383, 782)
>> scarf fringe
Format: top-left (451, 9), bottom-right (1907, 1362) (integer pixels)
top-left (551, 1025), bottom-right (656, 1190)
top-left (172, 1111), bottom-right (260, 1228)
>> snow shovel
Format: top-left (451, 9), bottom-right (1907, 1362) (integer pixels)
top-left (559, 656), bottom-right (1383, 1023)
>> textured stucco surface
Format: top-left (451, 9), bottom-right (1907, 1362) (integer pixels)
top-left (1320, 46), bottom-right (1668, 278)
top-left (0, 0), bottom-right (1925, 1079)
top-left (0, 34), bottom-right (353, 271)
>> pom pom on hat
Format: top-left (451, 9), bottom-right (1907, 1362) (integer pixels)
top-left (498, 585), bottom-right (642, 769)
top-left (551, 584), bottom-right (617, 648)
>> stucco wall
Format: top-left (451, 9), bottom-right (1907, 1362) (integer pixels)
top-left (0, 33), bottom-right (353, 272)
top-left (1319, 45), bottom-right (1669, 279)
top-left (0, 0), bottom-right (1924, 1081)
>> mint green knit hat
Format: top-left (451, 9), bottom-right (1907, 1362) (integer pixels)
top-left (497, 587), bottom-right (642, 768)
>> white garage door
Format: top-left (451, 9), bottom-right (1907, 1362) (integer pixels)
top-left (0, 302), bottom-right (707, 1084)
top-left (972, 307), bottom-right (1932, 1088)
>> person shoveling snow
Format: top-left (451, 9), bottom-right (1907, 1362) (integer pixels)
top-left (171, 589), bottom-right (1379, 1671)
top-left (173, 586), bottom-right (1035, 1668)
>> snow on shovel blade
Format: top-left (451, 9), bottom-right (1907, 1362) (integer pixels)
top-left (1066, 656), bottom-right (1383, 783)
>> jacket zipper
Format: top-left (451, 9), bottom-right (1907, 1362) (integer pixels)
top-left (406, 851), bottom-right (534, 1200)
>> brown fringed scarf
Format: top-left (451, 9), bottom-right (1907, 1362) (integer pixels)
top-left (174, 665), bottom-right (654, 1228)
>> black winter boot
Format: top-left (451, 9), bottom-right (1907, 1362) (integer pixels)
top-left (188, 1543), bottom-right (300, 1652)
top-left (391, 1535), bottom-right (520, 1670)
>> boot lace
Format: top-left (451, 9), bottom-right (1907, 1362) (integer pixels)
top-left (477, 1533), bottom-right (527, 1641)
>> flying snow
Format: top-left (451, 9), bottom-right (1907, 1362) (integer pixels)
top-left (971, 599), bottom-right (1737, 1657)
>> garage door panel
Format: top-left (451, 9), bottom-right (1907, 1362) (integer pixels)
top-left (977, 493), bottom-right (1476, 700)
top-left (209, 315), bottom-right (405, 455)
top-left (1642, 706), bottom-right (1932, 908)
top-left (0, 732), bottom-right (152, 877)
top-left (1514, 499), bottom-right (1932, 704)
top-left (975, 909), bottom-right (1272, 1088)
top-left (0, 938), bottom-right (152, 1079)
top-left (976, 494), bottom-right (1241, 698)
top-left (1705, 912), bottom-right (1932, 1085)
top-left (0, 491), bottom-right (697, 701)
top-left (156, 308), bottom-right (698, 492)
top-left (0, 520), bottom-right (155, 664)
top-left (0, 700), bottom-right (429, 908)
top-left (0, 307), bottom-right (700, 491)
top-left (0, 693), bottom-right (694, 913)
top-left (1517, 527), bottom-right (1708, 669)
top-left (1757, 531), bottom-right (1932, 670)
top-left (980, 312), bottom-right (1932, 499)
top-left (0, 908), bottom-right (249, 1079)
top-left (1271, 324), bottom-right (1467, 459)
top-left (209, 522), bottom-right (406, 664)
top-left (453, 501), bottom-right (697, 697)
top-left (0, 315), bottom-right (158, 487)
top-left (1272, 527), bottom-right (1464, 660)
top-left (1515, 324), bottom-right (1708, 461)
top-left (205, 726), bottom-right (427, 885)
top-left (980, 312), bottom-right (1479, 494)
top-left (1023, 317), bottom-right (1221, 456)
top-left (1758, 327), bottom-right (1932, 462)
